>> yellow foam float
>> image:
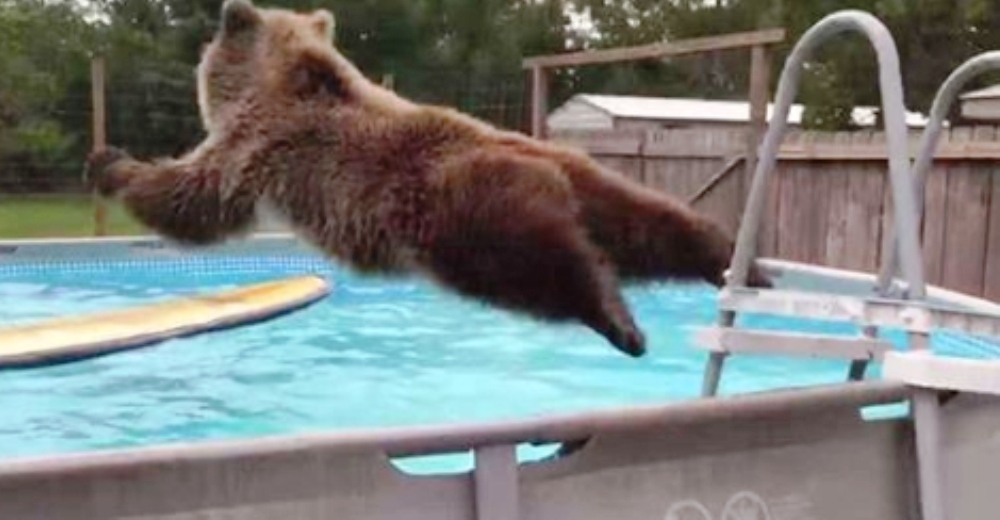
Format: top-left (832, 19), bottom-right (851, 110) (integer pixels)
top-left (0, 275), bottom-right (331, 369)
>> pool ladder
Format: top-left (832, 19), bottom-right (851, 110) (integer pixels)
top-left (693, 10), bottom-right (1000, 520)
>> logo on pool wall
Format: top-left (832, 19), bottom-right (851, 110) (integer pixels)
top-left (664, 499), bottom-right (712, 520)
top-left (664, 491), bottom-right (772, 520)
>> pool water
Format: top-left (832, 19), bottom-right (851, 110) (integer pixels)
top-left (0, 250), bottom-right (994, 473)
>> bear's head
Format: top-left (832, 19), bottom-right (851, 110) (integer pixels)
top-left (195, 0), bottom-right (346, 130)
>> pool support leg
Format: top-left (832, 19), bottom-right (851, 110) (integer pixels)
top-left (912, 387), bottom-right (947, 520)
top-left (474, 444), bottom-right (520, 520)
top-left (907, 329), bottom-right (948, 520)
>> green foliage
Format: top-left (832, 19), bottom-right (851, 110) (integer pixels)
top-left (2, 0), bottom-right (1000, 193)
top-left (0, 0), bottom-right (96, 190)
top-left (565, 0), bottom-right (1000, 130)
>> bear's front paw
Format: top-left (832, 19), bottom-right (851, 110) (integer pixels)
top-left (720, 262), bottom-right (775, 289)
top-left (84, 146), bottom-right (133, 197)
top-left (746, 262), bottom-right (775, 289)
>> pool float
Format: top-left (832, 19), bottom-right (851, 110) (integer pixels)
top-left (0, 275), bottom-right (330, 369)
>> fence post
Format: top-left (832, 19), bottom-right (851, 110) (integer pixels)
top-left (90, 55), bottom-right (108, 236)
top-left (531, 66), bottom-right (548, 139)
top-left (745, 44), bottom-right (771, 225)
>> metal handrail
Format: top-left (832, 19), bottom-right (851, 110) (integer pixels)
top-left (877, 51), bottom-right (1000, 295)
top-left (702, 13), bottom-right (943, 520)
top-left (725, 10), bottom-right (926, 298)
top-left (704, 10), bottom-right (927, 398)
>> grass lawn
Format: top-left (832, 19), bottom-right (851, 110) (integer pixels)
top-left (0, 195), bottom-right (145, 239)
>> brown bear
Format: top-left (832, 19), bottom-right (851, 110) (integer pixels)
top-left (85, 0), bottom-right (772, 359)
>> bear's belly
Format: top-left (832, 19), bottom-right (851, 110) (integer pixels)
top-left (258, 196), bottom-right (415, 276)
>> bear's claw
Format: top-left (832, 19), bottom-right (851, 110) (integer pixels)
top-left (604, 321), bottom-right (647, 358)
top-left (84, 146), bottom-right (132, 197)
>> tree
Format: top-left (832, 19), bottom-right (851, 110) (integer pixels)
top-left (4, 0), bottom-right (996, 195)
top-left (563, 0), bottom-right (1000, 130)
top-left (0, 0), bottom-right (97, 190)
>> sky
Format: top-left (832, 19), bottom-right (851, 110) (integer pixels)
top-left (59, 0), bottom-right (601, 36)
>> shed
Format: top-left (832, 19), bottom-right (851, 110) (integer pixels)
top-left (960, 85), bottom-right (1000, 121)
top-left (546, 94), bottom-right (929, 132)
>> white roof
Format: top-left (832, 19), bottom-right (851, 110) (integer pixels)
top-left (960, 84), bottom-right (1000, 100)
top-left (567, 94), bottom-right (929, 127)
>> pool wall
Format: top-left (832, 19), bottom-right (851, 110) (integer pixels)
top-left (0, 380), bottom-right (998, 520)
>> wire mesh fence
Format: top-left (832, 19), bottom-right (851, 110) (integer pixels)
top-left (1, 59), bottom-right (532, 193)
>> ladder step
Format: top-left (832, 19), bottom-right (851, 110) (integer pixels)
top-left (718, 287), bottom-right (907, 326)
top-left (883, 350), bottom-right (1000, 395)
top-left (695, 327), bottom-right (893, 361)
top-left (928, 307), bottom-right (1000, 339)
top-left (718, 287), bottom-right (1000, 339)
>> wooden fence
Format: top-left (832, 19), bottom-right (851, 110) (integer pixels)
top-left (549, 125), bottom-right (1000, 302)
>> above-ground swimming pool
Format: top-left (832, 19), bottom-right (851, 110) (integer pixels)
top-left (7, 13), bottom-right (1000, 519)
top-left (1, 235), bottom-right (997, 473)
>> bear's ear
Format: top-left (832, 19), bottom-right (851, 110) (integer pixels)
top-left (220, 0), bottom-right (261, 37)
top-left (311, 9), bottom-right (336, 41)
top-left (290, 50), bottom-right (349, 100)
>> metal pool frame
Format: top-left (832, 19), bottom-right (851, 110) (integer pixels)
top-left (4, 9), bottom-right (1000, 520)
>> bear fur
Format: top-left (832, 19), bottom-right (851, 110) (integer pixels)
top-left (85, 0), bottom-right (772, 358)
